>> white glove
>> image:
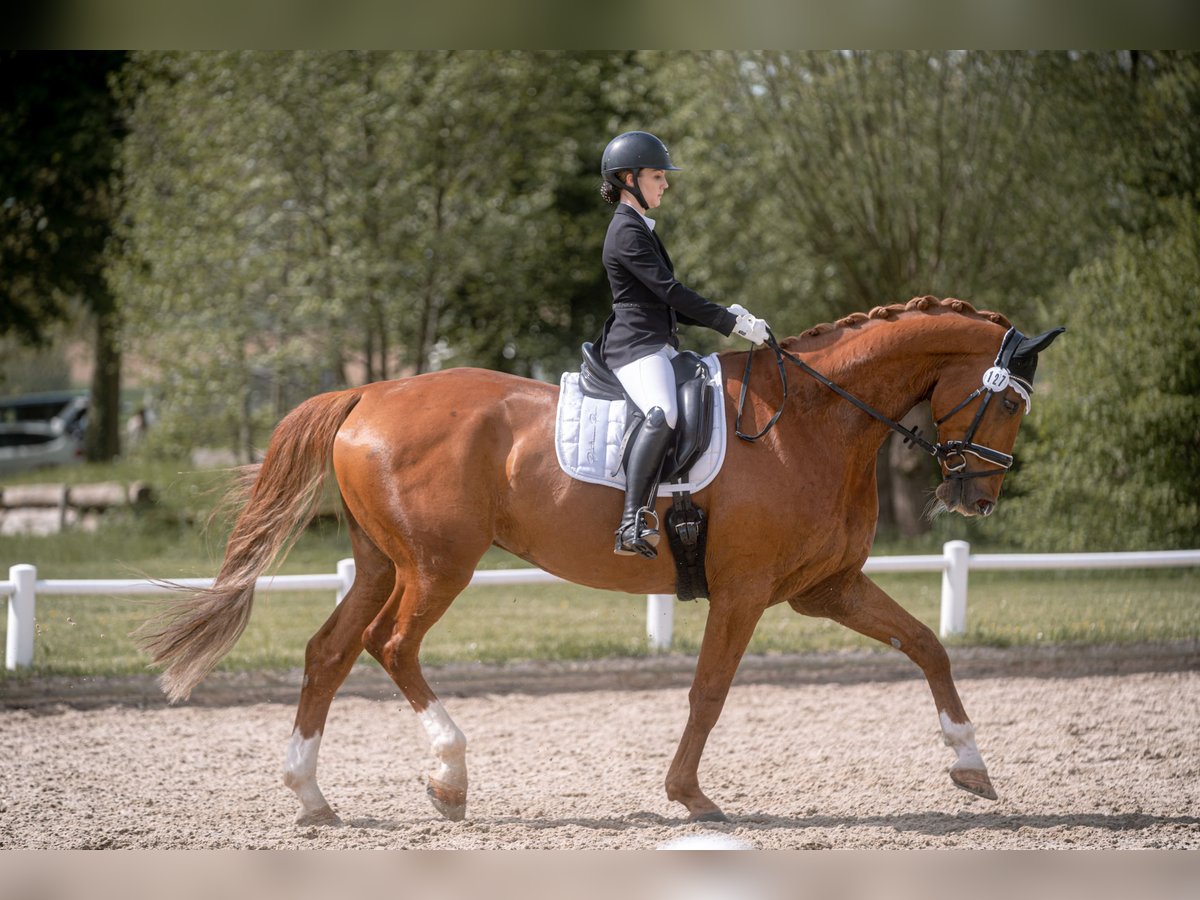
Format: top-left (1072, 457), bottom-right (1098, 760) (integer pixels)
top-left (730, 304), bottom-right (770, 345)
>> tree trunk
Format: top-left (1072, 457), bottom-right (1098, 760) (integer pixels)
top-left (413, 184), bottom-right (446, 375)
top-left (84, 300), bottom-right (121, 462)
top-left (887, 402), bottom-right (937, 537)
top-left (239, 388), bottom-right (255, 465)
top-left (875, 446), bottom-right (896, 533)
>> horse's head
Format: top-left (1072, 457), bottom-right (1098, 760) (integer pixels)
top-left (928, 325), bottom-right (1065, 517)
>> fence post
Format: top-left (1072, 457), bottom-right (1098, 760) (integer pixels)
top-left (940, 541), bottom-right (970, 637)
top-left (6, 564), bottom-right (37, 671)
top-left (646, 594), bottom-right (674, 650)
top-left (335, 558), bottom-right (356, 605)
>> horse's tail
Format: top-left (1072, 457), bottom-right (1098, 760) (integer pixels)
top-left (136, 388), bottom-right (364, 703)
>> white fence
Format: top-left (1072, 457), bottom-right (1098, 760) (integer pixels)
top-left (4, 541), bottom-right (1200, 671)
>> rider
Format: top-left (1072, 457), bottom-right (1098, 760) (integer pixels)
top-left (596, 130), bottom-right (770, 558)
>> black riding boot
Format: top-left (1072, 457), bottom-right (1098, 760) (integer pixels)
top-left (614, 407), bottom-right (674, 559)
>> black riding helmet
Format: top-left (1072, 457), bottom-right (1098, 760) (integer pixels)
top-left (601, 131), bottom-right (681, 210)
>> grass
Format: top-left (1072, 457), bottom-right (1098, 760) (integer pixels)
top-left (3, 548), bottom-right (1197, 680)
top-left (1, 459), bottom-right (1198, 680)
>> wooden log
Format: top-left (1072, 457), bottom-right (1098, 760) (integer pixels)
top-left (0, 481), bottom-right (158, 533)
top-left (0, 507), bottom-right (76, 536)
top-left (127, 481), bottom-right (155, 505)
top-left (68, 482), bottom-right (130, 510)
top-left (2, 484), bottom-right (68, 508)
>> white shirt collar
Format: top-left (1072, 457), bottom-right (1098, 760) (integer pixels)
top-left (621, 200), bottom-right (655, 231)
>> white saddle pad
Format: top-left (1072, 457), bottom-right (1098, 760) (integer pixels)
top-left (554, 352), bottom-right (727, 496)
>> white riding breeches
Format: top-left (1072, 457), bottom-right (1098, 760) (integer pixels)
top-left (614, 345), bottom-right (679, 428)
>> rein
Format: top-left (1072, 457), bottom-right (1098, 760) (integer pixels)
top-left (733, 329), bottom-right (1024, 481)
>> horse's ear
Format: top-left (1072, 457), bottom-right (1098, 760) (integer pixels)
top-left (1010, 326), bottom-right (1065, 383)
top-left (1015, 327), bottom-right (1066, 359)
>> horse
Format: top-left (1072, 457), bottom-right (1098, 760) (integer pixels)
top-left (138, 295), bottom-right (1064, 825)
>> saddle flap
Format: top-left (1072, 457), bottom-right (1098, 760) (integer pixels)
top-left (665, 352), bottom-right (714, 480)
top-left (580, 342), bottom-right (627, 402)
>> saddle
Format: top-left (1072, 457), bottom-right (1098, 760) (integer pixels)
top-left (579, 342), bottom-right (712, 600)
top-left (579, 342), bottom-right (713, 482)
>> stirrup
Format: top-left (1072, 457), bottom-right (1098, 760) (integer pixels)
top-left (614, 508), bottom-right (660, 559)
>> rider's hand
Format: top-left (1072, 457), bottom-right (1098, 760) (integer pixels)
top-left (730, 305), bottom-right (770, 345)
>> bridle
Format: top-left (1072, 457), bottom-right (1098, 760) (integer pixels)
top-left (734, 327), bottom-right (1032, 482)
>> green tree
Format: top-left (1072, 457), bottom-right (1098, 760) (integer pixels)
top-left (113, 51), bottom-right (631, 457)
top-left (649, 51), bottom-right (1126, 535)
top-left (999, 201), bottom-right (1200, 550)
top-left (0, 51), bottom-right (127, 460)
top-left (1115, 51), bottom-right (1200, 235)
top-left (113, 52), bottom-right (357, 460)
top-left (653, 52), bottom-right (1113, 326)
top-left (996, 52), bottom-right (1200, 550)
top-left (444, 51), bottom-right (652, 377)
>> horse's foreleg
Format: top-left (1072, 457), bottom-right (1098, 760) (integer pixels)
top-left (284, 522), bottom-right (394, 825)
top-left (795, 572), bottom-right (997, 801)
top-left (363, 573), bottom-right (473, 822)
top-left (665, 597), bottom-right (765, 822)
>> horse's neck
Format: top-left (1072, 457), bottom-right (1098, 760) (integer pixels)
top-left (787, 314), bottom-right (997, 432)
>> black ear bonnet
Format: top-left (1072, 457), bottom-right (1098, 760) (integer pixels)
top-left (997, 327), bottom-right (1066, 385)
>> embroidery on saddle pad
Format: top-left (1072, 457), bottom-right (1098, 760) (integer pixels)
top-left (555, 352), bottom-right (727, 496)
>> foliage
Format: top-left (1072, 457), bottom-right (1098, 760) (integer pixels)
top-left (643, 51), bottom-right (1134, 535)
top-left (0, 51), bottom-right (127, 460)
top-left (112, 52), bottom-right (624, 459)
top-left (7, 51), bottom-right (1197, 551)
top-left (1123, 51), bottom-right (1200, 223)
top-left (993, 52), bottom-right (1200, 550)
top-left (0, 52), bottom-right (124, 343)
top-left (650, 51), bottom-right (1118, 334)
top-left (997, 201), bottom-right (1200, 550)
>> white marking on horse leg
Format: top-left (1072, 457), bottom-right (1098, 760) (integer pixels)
top-left (939, 711), bottom-right (986, 771)
top-left (417, 700), bottom-right (468, 797)
top-left (283, 728), bottom-right (334, 818)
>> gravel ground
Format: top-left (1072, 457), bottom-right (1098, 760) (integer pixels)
top-left (1, 644), bottom-right (1197, 849)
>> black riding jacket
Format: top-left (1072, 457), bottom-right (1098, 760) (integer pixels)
top-left (597, 203), bottom-right (737, 370)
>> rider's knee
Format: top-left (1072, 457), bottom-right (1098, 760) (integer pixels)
top-left (648, 403), bottom-right (677, 430)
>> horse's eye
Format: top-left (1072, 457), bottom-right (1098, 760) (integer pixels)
top-left (1002, 398), bottom-right (1019, 415)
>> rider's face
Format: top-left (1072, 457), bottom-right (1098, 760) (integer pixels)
top-left (624, 169), bottom-right (669, 210)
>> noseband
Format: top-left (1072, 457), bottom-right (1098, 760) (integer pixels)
top-left (734, 327), bottom-right (1032, 482)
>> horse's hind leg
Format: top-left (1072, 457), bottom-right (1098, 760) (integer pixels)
top-left (363, 565), bottom-right (479, 822)
top-left (794, 572), bottom-right (997, 801)
top-left (284, 512), bottom-right (394, 825)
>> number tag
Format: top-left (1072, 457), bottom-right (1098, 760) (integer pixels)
top-left (982, 367), bottom-right (1010, 392)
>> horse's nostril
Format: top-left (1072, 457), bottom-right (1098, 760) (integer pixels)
top-left (976, 499), bottom-right (994, 516)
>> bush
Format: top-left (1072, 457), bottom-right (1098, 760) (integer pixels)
top-left (999, 201), bottom-right (1200, 551)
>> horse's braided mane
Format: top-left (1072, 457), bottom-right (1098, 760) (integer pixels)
top-left (796, 296), bottom-right (1011, 340)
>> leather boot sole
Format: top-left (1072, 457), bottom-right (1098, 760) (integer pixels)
top-left (614, 528), bottom-right (661, 558)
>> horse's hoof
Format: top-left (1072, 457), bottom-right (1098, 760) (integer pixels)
top-left (296, 804), bottom-right (342, 826)
top-left (951, 767), bottom-right (998, 801)
top-left (689, 809), bottom-right (731, 824)
top-left (427, 777), bottom-right (467, 822)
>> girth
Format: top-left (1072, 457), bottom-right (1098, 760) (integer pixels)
top-left (579, 342), bottom-right (713, 483)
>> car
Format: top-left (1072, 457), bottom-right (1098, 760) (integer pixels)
top-left (0, 391), bottom-right (89, 476)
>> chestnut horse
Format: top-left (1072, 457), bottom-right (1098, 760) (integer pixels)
top-left (139, 296), bottom-right (1063, 825)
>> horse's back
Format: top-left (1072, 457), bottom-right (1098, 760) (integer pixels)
top-left (343, 368), bottom-right (555, 437)
top-left (331, 369), bottom-right (557, 513)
